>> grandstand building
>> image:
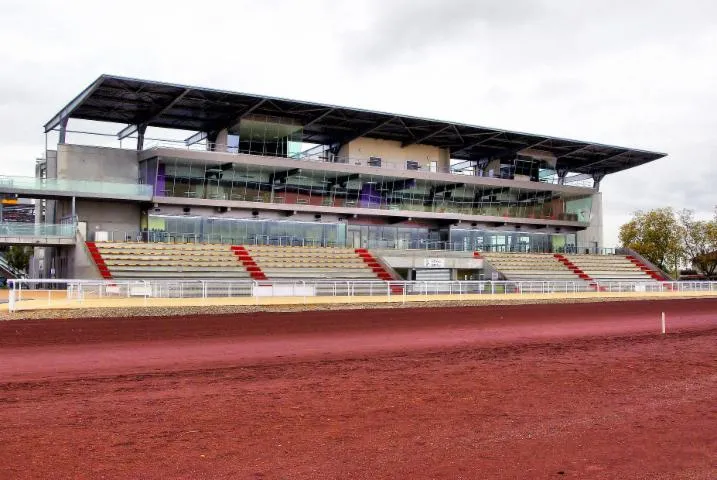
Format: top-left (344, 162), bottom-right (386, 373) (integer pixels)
top-left (4, 75), bottom-right (667, 282)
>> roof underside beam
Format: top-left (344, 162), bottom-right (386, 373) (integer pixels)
top-left (302, 108), bottom-right (335, 129)
top-left (573, 149), bottom-right (631, 172)
top-left (181, 98), bottom-right (268, 147)
top-left (402, 124), bottom-right (452, 147)
top-left (44, 76), bottom-right (106, 132)
top-left (184, 131), bottom-right (207, 146)
top-left (474, 138), bottom-right (554, 162)
top-left (451, 131), bottom-right (504, 155)
top-left (117, 88), bottom-right (191, 140)
top-left (340, 116), bottom-right (397, 145)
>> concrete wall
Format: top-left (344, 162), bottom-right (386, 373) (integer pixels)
top-left (519, 148), bottom-right (557, 168)
top-left (342, 137), bottom-right (448, 170)
top-left (69, 225), bottom-right (102, 279)
top-left (576, 192), bottom-right (603, 249)
top-left (54, 200), bottom-right (141, 279)
top-left (57, 144), bottom-right (139, 182)
top-left (56, 199), bottom-right (142, 236)
top-left (375, 250), bottom-right (483, 270)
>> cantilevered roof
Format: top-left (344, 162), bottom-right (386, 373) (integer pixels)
top-left (45, 74), bottom-right (666, 175)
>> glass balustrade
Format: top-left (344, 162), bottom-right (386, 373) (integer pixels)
top-left (0, 222), bottom-right (76, 238)
top-left (0, 176), bottom-right (152, 197)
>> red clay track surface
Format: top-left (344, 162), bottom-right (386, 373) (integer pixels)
top-left (1, 299), bottom-right (716, 479)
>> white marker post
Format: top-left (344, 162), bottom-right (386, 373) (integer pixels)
top-left (661, 312), bottom-right (666, 335)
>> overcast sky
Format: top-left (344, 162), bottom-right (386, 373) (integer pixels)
top-left (1, 0), bottom-right (715, 246)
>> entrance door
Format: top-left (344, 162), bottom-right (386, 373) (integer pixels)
top-left (348, 230), bottom-right (361, 248)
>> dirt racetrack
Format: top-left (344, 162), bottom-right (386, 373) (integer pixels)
top-left (1, 298), bottom-right (716, 479)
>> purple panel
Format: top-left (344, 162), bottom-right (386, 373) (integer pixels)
top-left (359, 183), bottom-right (382, 208)
top-left (154, 163), bottom-right (166, 196)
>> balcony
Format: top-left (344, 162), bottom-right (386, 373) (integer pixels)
top-left (0, 176), bottom-right (153, 201)
top-left (0, 222), bottom-right (77, 245)
top-left (144, 140), bottom-right (596, 187)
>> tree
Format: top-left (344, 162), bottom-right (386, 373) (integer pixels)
top-left (4, 245), bottom-right (32, 273)
top-left (618, 207), bottom-right (683, 272)
top-left (679, 209), bottom-right (717, 279)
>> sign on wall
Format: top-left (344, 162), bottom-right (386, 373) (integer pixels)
top-left (423, 258), bottom-right (446, 268)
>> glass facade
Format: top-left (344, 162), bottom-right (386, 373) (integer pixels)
top-left (449, 228), bottom-right (577, 253)
top-left (144, 214), bottom-right (578, 253)
top-left (142, 158), bottom-right (593, 222)
top-left (146, 215), bottom-right (344, 246)
top-left (226, 115), bottom-right (304, 157)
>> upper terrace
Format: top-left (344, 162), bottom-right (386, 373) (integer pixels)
top-left (45, 74), bottom-right (666, 188)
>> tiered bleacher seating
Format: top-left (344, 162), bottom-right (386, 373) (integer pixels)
top-left (479, 252), bottom-right (593, 291)
top-left (564, 254), bottom-right (660, 283)
top-left (87, 243), bottom-right (395, 288)
top-left (243, 245), bottom-right (383, 281)
top-left (90, 243), bottom-right (251, 280)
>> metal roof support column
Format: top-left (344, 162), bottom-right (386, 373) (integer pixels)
top-left (58, 118), bottom-right (69, 145)
top-left (136, 124), bottom-right (147, 151)
top-left (592, 172), bottom-right (605, 190)
top-left (557, 168), bottom-right (569, 185)
top-left (206, 132), bottom-right (219, 151)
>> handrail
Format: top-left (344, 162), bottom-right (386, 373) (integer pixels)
top-left (0, 222), bottom-right (77, 238)
top-left (0, 253), bottom-right (24, 279)
top-left (0, 175), bottom-right (153, 197)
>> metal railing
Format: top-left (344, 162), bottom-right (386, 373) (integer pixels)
top-left (0, 254), bottom-right (24, 279)
top-left (0, 175), bottom-right (153, 198)
top-left (7, 278), bottom-right (717, 312)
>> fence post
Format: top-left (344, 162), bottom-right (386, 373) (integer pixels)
top-left (8, 284), bottom-right (15, 312)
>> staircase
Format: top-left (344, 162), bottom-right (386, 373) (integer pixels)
top-left (625, 255), bottom-right (668, 281)
top-left (553, 254), bottom-right (601, 291)
top-left (0, 253), bottom-right (26, 280)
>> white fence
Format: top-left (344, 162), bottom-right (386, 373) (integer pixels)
top-left (6, 279), bottom-right (717, 312)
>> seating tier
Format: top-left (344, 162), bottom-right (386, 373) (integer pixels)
top-left (88, 242), bottom-right (390, 282)
top-left (91, 242), bottom-right (250, 280)
top-left (245, 245), bottom-right (384, 281)
top-left (480, 252), bottom-right (592, 289)
top-left (565, 255), bottom-right (658, 283)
